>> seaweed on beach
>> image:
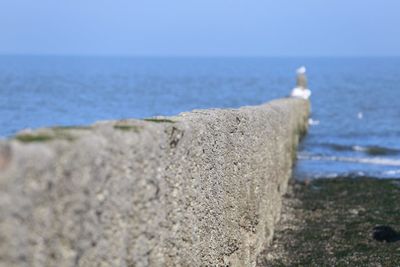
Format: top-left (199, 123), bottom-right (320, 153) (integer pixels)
top-left (258, 177), bottom-right (400, 266)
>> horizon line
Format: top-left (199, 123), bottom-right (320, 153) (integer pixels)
top-left (1, 53), bottom-right (400, 59)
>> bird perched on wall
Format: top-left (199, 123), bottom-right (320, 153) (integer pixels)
top-left (290, 66), bottom-right (311, 100)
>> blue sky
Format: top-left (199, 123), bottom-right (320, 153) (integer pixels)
top-left (1, 0), bottom-right (400, 56)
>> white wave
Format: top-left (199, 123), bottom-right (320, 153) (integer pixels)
top-left (352, 145), bottom-right (367, 152)
top-left (298, 155), bottom-right (400, 167)
top-left (308, 118), bottom-right (320, 126)
top-left (383, 169), bottom-right (400, 175)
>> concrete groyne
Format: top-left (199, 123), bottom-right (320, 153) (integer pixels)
top-left (0, 98), bottom-right (309, 267)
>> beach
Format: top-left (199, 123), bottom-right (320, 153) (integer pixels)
top-left (258, 177), bottom-right (400, 266)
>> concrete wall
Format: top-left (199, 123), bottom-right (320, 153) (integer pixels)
top-left (0, 98), bottom-right (309, 267)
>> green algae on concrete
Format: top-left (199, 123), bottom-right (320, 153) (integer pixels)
top-left (15, 127), bottom-right (85, 143)
top-left (258, 177), bottom-right (400, 266)
top-left (15, 133), bottom-right (54, 143)
top-left (113, 124), bottom-right (141, 132)
top-left (143, 118), bottom-right (175, 123)
top-left (52, 126), bottom-right (92, 140)
top-left (53, 126), bottom-right (91, 131)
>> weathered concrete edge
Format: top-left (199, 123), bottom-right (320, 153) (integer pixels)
top-left (0, 98), bottom-right (309, 267)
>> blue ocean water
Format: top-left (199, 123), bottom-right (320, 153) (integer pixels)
top-left (1, 56), bottom-right (399, 179)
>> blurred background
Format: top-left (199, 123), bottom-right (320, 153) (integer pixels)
top-left (1, 0), bottom-right (399, 179)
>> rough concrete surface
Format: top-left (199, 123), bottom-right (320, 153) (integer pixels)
top-left (0, 98), bottom-right (309, 267)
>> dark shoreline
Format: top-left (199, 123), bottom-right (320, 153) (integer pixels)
top-left (257, 176), bottom-right (400, 266)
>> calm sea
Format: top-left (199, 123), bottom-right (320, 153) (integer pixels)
top-left (1, 56), bottom-right (399, 179)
